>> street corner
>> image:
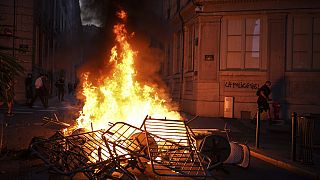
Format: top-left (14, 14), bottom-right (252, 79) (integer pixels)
top-left (250, 149), bottom-right (319, 180)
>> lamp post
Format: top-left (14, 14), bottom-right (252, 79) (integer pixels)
top-left (291, 112), bottom-right (297, 161)
top-left (255, 108), bottom-right (261, 149)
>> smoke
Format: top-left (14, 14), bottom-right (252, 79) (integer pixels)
top-left (79, 0), bottom-right (166, 33)
top-left (78, 0), bottom-right (171, 91)
top-left (79, 0), bottom-right (109, 27)
top-left (118, 0), bottom-right (168, 41)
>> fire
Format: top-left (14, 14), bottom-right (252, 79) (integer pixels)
top-left (117, 10), bottom-right (127, 21)
top-left (75, 10), bottom-right (181, 131)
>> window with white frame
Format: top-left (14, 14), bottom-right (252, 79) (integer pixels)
top-left (290, 14), bottom-right (320, 71)
top-left (224, 17), bottom-right (261, 70)
top-left (245, 18), bottom-right (260, 69)
top-left (187, 25), bottom-right (194, 71)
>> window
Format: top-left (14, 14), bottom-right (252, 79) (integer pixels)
top-left (176, 0), bottom-right (180, 13)
top-left (166, 0), bottom-right (171, 20)
top-left (292, 16), bottom-right (312, 69)
top-left (187, 25), bottom-right (194, 71)
top-left (174, 31), bottom-right (183, 74)
top-left (314, 17), bottom-right (320, 69)
top-left (222, 16), bottom-right (262, 70)
top-left (226, 18), bottom-right (242, 69)
top-left (289, 15), bottom-right (320, 70)
top-left (167, 8), bottom-right (171, 19)
top-left (166, 43), bottom-right (173, 76)
top-left (245, 18), bottom-right (260, 69)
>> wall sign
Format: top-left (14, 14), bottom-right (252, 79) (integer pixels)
top-left (205, 54), bottom-right (214, 61)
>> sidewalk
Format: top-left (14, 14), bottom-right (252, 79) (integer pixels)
top-left (0, 94), bottom-right (82, 179)
top-left (0, 94), bottom-right (80, 151)
top-left (187, 116), bottom-right (320, 180)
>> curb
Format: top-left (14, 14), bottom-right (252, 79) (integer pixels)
top-left (251, 150), bottom-right (319, 180)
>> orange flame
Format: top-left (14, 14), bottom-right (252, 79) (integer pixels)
top-left (76, 11), bottom-right (181, 131)
top-left (117, 10), bottom-right (127, 20)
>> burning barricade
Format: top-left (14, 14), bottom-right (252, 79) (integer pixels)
top-left (30, 116), bottom-right (250, 179)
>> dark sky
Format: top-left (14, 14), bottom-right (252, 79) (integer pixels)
top-left (78, 0), bottom-right (169, 87)
top-left (79, 0), bottom-right (164, 35)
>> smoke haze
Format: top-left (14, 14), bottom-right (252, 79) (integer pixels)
top-left (78, 0), bottom-right (171, 91)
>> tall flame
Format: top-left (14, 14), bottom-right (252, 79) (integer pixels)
top-left (76, 10), bottom-right (181, 131)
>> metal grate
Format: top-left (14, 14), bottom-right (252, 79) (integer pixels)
top-left (30, 119), bottom-right (210, 179)
top-left (30, 129), bottom-right (140, 179)
top-left (141, 117), bottom-right (207, 177)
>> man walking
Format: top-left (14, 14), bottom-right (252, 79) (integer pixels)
top-left (55, 76), bottom-right (65, 101)
top-left (253, 81), bottom-right (272, 124)
top-left (25, 73), bottom-right (33, 105)
top-left (29, 74), bottom-right (48, 108)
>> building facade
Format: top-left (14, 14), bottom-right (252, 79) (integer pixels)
top-left (0, 0), bottom-right (82, 102)
top-left (0, 0), bottom-right (34, 101)
top-left (162, 0), bottom-right (320, 120)
top-left (34, 0), bottom-right (83, 97)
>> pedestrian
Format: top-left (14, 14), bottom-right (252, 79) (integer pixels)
top-left (0, 74), bottom-right (15, 116)
top-left (252, 81), bottom-right (272, 124)
top-left (29, 74), bottom-right (48, 108)
top-left (55, 76), bottom-right (65, 101)
top-left (25, 73), bottom-right (33, 105)
top-left (3, 75), bottom-right (15, 116)
top-left (42, 74), bottom-right (49, 107)
top-left (68, 82), bottom-right (73, 94)
top-left (73, 79), bottom-right (79, 95)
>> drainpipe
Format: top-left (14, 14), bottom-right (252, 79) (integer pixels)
top-left (52, 0), bottom-right (56, 95)
top-left (32, 0), bottom-right (37, 75)
top-left (13, 0), bottom-right (16, 57)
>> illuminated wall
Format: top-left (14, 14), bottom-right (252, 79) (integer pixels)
top-left (162, 0), bottom-right (320, 120)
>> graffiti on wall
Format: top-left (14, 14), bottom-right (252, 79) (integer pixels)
top-left (224, 81), bottom-right (259, 90)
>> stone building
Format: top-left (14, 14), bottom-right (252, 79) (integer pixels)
top-left (0, 0), bottom-right (82, 102)
top-left (161, 0), bottom-right (320, 120)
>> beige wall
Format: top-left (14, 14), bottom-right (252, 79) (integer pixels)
top-left (162, 0), bottom-right (320, 120)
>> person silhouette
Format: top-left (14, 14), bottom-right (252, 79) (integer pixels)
top-left (252, 81), bottom-right (272, 124)
top-left (29, 74), bottom-right (48, 108)
top-left (25, 73), bottom-right (33, 105)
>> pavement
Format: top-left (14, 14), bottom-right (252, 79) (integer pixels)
top-left (0, 94), bottom-right (80, 151)
top-left (187, 116), bottom-right (320, 180)
top-left (0, 95), bottom-right (319, 179)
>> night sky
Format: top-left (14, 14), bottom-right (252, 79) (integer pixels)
top-left (79, 0), bottom-right (164, 35)
top-left (78, 0), bottom-right (168, 88)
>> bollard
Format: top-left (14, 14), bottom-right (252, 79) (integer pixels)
top-left (255, 108), bottom-right (261, 149)
top-left (291, 112), bottom-right (297, 161)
